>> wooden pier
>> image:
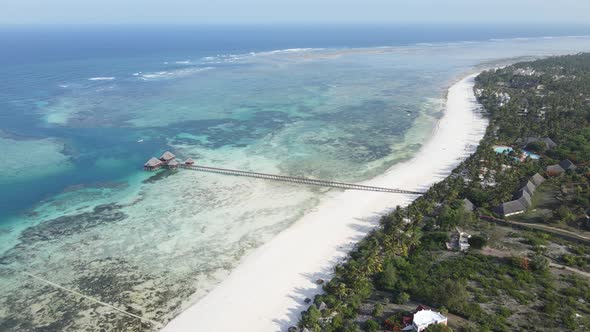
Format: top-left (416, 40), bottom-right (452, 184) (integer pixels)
top-left (144, 151), bottom-right (425, 195)
top-left (182, 164), bottom-right (425, 195)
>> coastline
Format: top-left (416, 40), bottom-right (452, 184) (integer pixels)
top-left (161, 73), bottom-right (489, 332)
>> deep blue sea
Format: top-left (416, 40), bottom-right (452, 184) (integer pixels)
top-left (1, 24), bottom-right (590, 330)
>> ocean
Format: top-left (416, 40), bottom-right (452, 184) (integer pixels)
top-left (1, 24), bottom-right (590, 330)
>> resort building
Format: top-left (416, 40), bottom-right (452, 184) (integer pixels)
top-left (494, 200), bottom-right (527, 217)
top-left (531, 173), bottom-right (545, 186)
top-left (493, 173), bottom-right (545, 217)
top-left (144, 151), bottom-right (181, 171)
top-left (167, 159), bottom-right (179, 170)
top-left (516, 189), bottom-right (532, 208)
top-left (144, 157), bottom-right (163, 171)
top-left (559, 159), bottom-right (577, 171)
top-left (402, 306), bottom-right (448, 332)
top-left (517, 137), bottom-right (557, 150)
top-left (160, 151), bottom-right (176, 162)
top-left (184, 158), bottom-right (195, 166)
top-left (546, 159), bottom-right (577, 176)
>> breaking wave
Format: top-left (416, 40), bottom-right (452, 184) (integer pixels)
top-left (88, 77), bottom-right (115, 81)
top-left (200, 48), bottom-right (324, 64)
top-left (138, 66), bottom-right (214, 80)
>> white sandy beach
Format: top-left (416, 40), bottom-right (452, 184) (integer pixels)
top-left (161, 73), bottom-right (489, 332)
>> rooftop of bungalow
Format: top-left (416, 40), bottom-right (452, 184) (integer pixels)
top-left (516, 136), bottom-right (557, 149)
top-left (493, 173), bottom-right (545, 217)
top-left (144, 151), bottom-right (189, 171)
top-left (159, 151), bottom-right (176, 162)
top-left (546, 159), bottom-right (577, 176)
top-left (144, 157), bottom-right (162, 168)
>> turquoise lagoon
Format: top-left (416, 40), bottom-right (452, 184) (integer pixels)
top-left (1, 27), bottom-right (590, 330)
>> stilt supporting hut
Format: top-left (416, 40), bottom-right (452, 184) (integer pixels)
top-left (167, 159), bottom-right (179, 170)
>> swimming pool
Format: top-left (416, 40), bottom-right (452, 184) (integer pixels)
top-left (494, 146), bottom-right (540, 160)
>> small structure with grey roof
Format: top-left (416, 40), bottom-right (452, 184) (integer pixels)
top-left (184, 158), bottom-right (195, 166)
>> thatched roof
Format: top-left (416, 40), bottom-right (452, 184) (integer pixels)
top-left (160, 151), bottom-right (176, 161)
top-left (167, 159), bottom-right (179, 166)
top-left (144, 157), bottom-right (162, 167)
top-left (559, 159), bottom-right (576, 171)
top-left (517, 136), bottom-right (557, 149)
top-left (463, 198), bottom-right (475, 212)
top-left (516, 190), bottom-right (532, 208)
top-left (543, 137), bottom-right (557, 149)
top-left (185, 158), bottom-right (195, 164)
top-left (531, 173), bottom-right (545, 186)
top-left (546, 164), bottom-right (565, 174)
top-left (494, 200), bottom-right (526, 216)
top-left (521, 181), bottom-right (536, 196)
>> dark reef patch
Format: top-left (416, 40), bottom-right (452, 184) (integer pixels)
top-left (167, 110), bottom-right (302, 149)
top-left (142, 170), bottom-right (174, 184)
top-left (0, 256), bottom-right (193, 332)
top-left (18, 203), bottom-right (127, 242)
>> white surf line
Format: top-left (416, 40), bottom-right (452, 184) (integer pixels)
top-left (23, 272), bottom-right (163, 328)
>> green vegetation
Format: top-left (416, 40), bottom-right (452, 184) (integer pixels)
top-left (298, 53), bottom-right (590, 331)
top-left (467, 235), bottom-right (487, 249)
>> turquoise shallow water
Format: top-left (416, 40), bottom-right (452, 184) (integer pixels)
top-left (494, 145), bottom-right (541, 159)
top-left (1, 28), bottom-right (590, 330)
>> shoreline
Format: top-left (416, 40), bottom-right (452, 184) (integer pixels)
top-left (161, 73), bottom-right (489, 332)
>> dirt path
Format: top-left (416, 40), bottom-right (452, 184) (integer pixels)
top-left (549, 263), bottom-right (590, 278)
top-left (480, 215), bottom-right (590, 244)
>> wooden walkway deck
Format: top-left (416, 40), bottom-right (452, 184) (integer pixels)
top-left (182, 164), bottom-right (425, 195)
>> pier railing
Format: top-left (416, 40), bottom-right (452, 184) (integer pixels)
top-left (182, 164), bottom-right (425, 195)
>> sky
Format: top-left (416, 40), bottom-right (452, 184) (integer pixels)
top-left (1, 0), bottom-right (590, 25)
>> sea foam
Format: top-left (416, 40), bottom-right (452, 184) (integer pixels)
top-left (88, 77), bottom-right (115, 81)
top-left (138, 67), bottom-right (214, 80)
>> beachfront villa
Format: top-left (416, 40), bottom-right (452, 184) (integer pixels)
top-left (402, 306), bottom-right (448, 332)
top-left (493, 173), bottom-right (545, 217)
